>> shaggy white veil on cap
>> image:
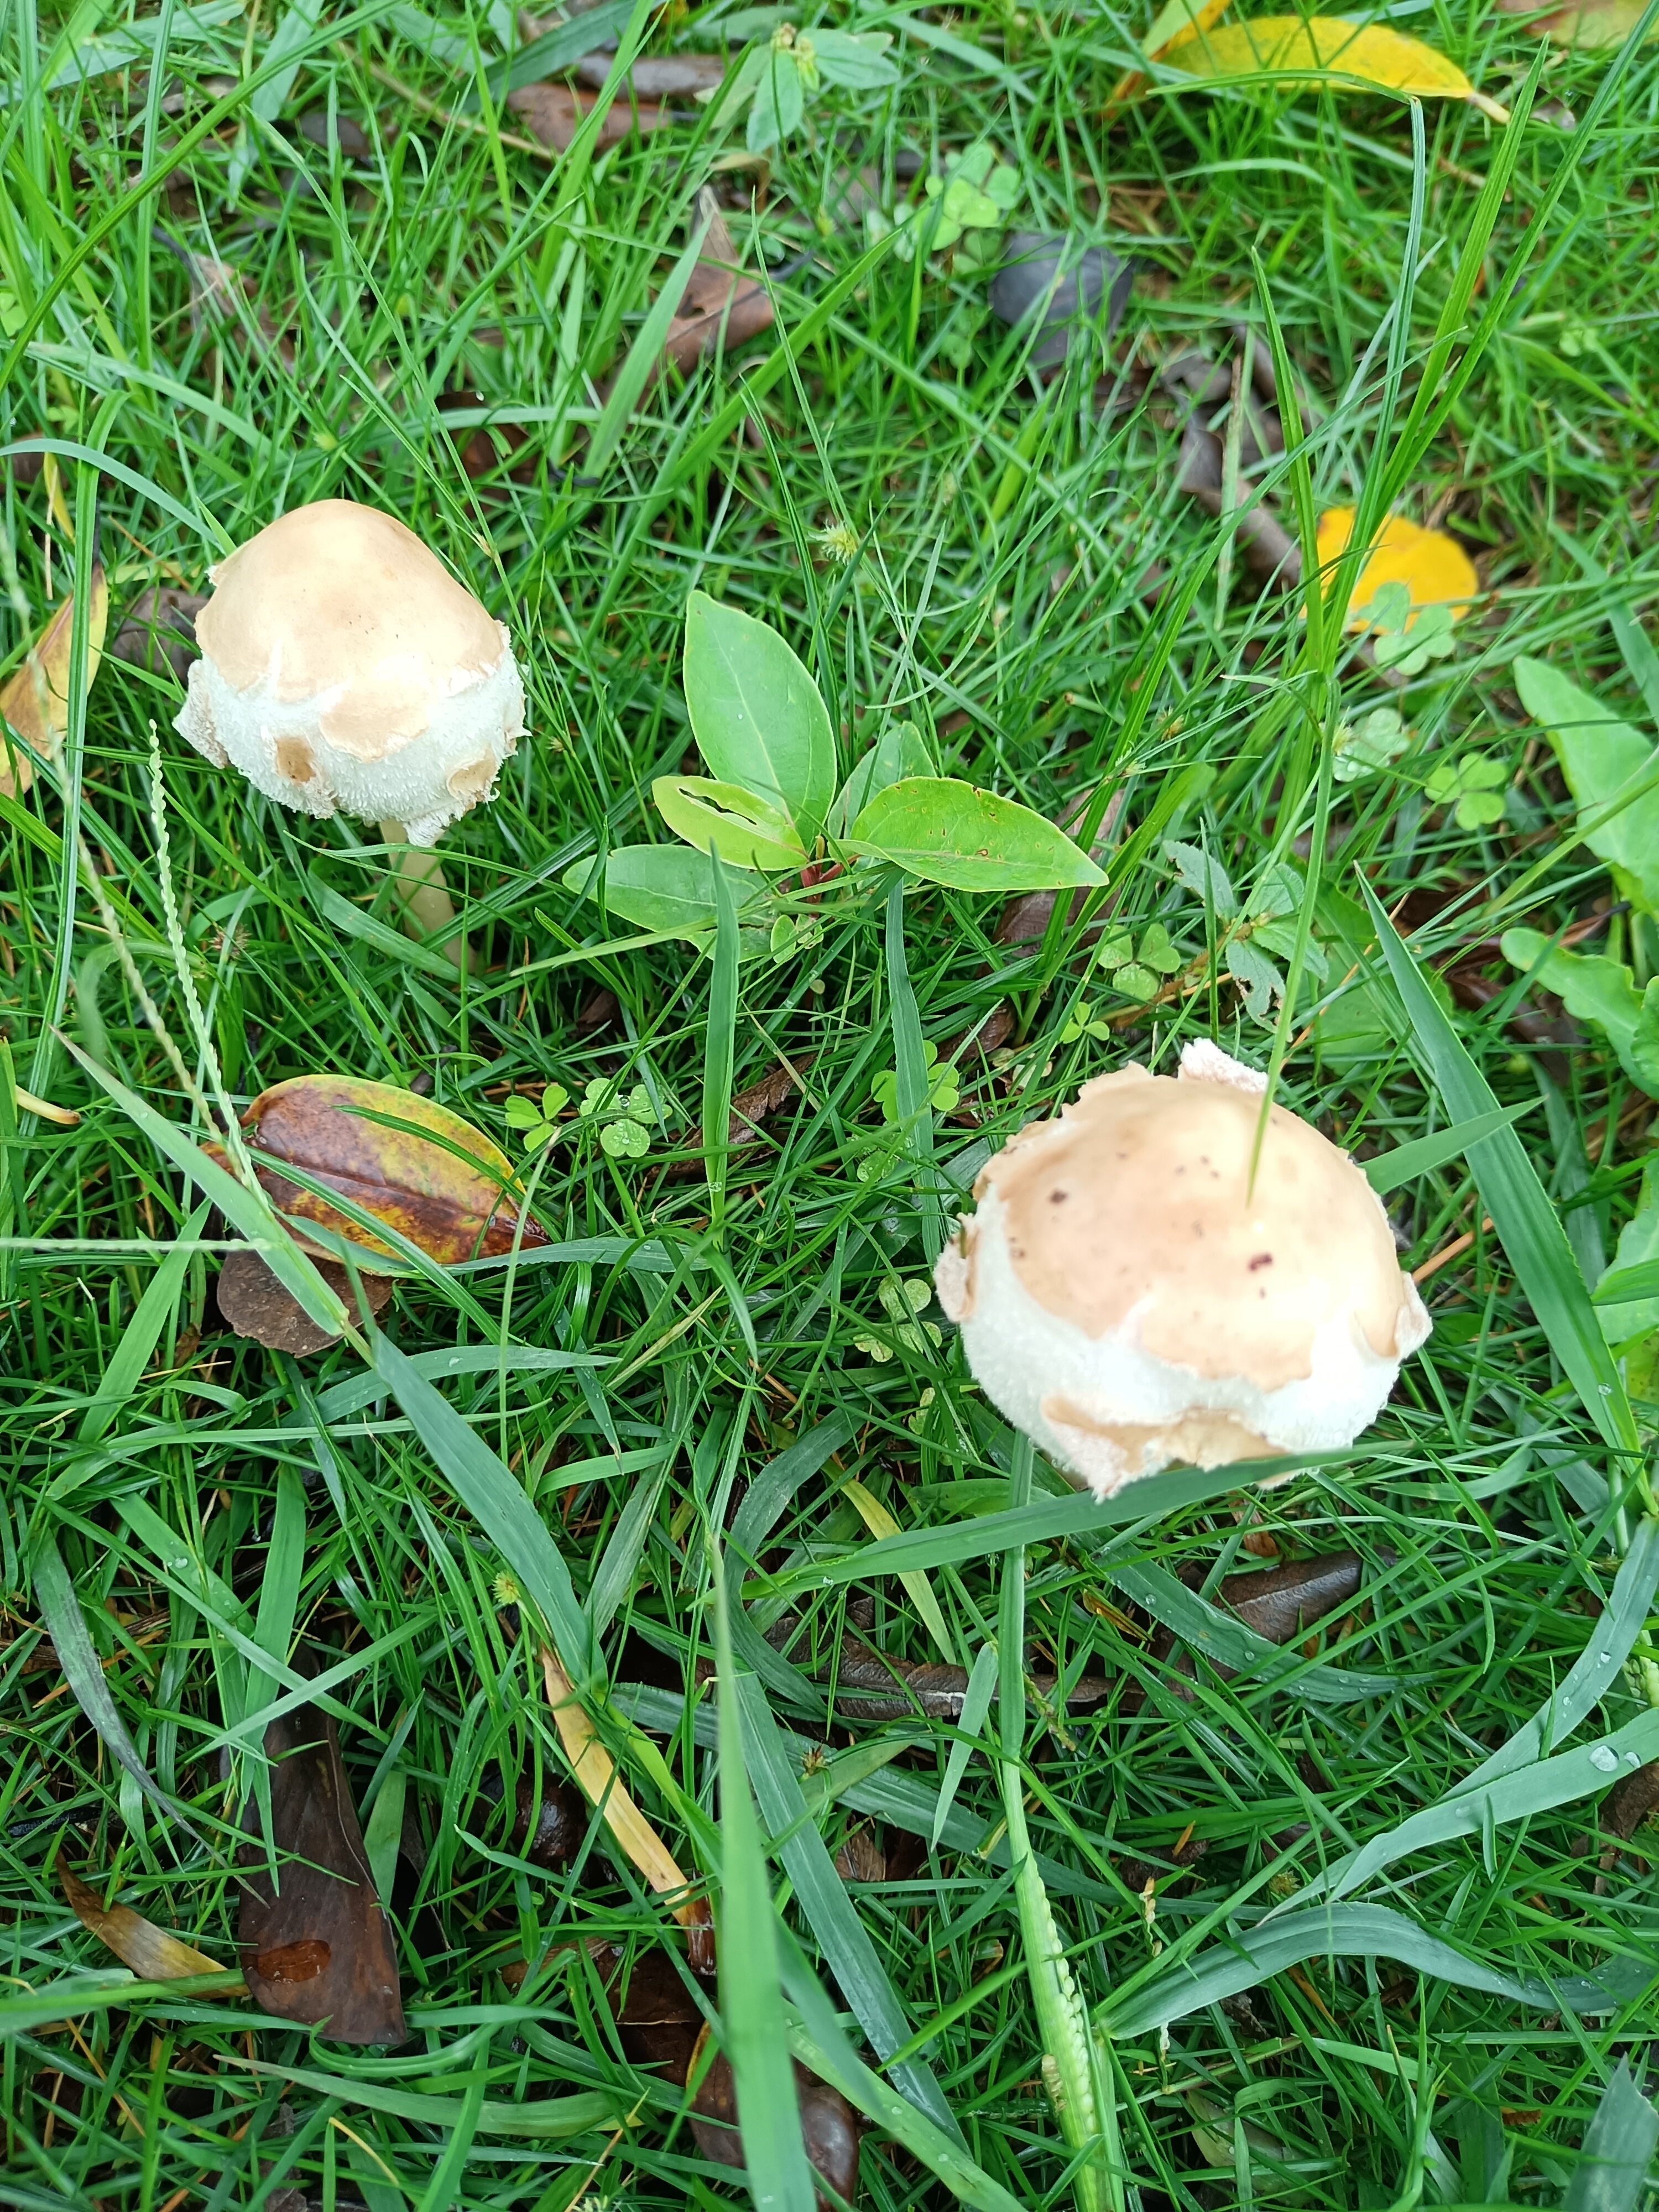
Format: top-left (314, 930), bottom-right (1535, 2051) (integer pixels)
top-left (935, 1041), bottom-right (1430, 1497)
top-left (175, 500), bottom-right (524, 845)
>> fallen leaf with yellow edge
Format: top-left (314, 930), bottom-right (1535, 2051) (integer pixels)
top-left (1161, 19), bottom-right (1509, 119)
top-left (1109, 0), bottom-right (1232, 106)
top-left (1316, 509), bottom-right (1479, 632)
top-left (1494, 0), bottom-right (1658, 46)
top-left (223, 1074), bottom-right (548, 1271)
top-left (59, 1853), bottom-right (242, 1988)
top-left (539, 1645), bottom-right (714, 1970)
top-left (0, 567), bottom-right (110, 799)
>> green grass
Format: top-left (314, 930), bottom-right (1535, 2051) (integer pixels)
top-left (6, 0), bottom-right (1659, 2205)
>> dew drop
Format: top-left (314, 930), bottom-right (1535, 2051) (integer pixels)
top-left (1589, 1745), bottom-right (1620, 1773)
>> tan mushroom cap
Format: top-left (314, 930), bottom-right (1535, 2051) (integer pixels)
top-left (195, 500), bottom-right (505, 760)
top-left (969, 1062), bottom-right (1413, 1390)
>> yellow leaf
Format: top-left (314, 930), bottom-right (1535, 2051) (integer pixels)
top-left (0, 567), bottom-right (110, 799)
top-left (1108, 0), bottom-right (1232, 108)
top-left (539, 1645), bottom-right (711, 1961)
top-left (1317, 509), bottom-right (1480, 633)
top-left (59, 1854), bottom-right (242, 1988)
top-left (1162, 18), bottom-right (1507, 116)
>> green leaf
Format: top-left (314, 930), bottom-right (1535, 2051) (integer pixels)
top-left (1563, 2061), bottom-right (1659, 2212)
top-left (1597, 1161), bottom-right (1659, 1343)
top-left (469, 0), bottom-right (635, 98)
top-left (1165, 838), bottom-right (1239, 916)
top-left (831, 721), bottom-right (934, 835)
top-left (1361, 886), bottom-right (1640, 1457)
top-left (564, 844), bottom-right (768, 948)
top-left (931, 1642), bottom-right (1000, 1847)
top-left (586, 206), bottom-right (713, 480)
top-left (808, 27), bottom-right (900, 85)
top-left (847, 779), bottom-right (1104, 891)
top-left (371, 1333), bottom-right (596, 1688)
top-left (362, 1766), bottom-right (407, 1912)
top-left (76, 1201), bottom-right (208, 1445)
top-left (747, 44), bottom-right (805, 152)
top-left (653, 774), bottom-right (808, 873)
top-left (1098, 1903), bottom-right (1641, 2040)
top-left (711, 1548), bottom-right (816, 2212)
top-left (1500, 927), bottom-right (1659, 1098)
top-left (598, 1119), bottom-right (649, 1159)
top-left (30, 1532), bottom-right (197, 1835)
top-left (704, 846), bottom-right (739, 1227)
top-left (1515, 656), bottom-right (1659, 915)
top-left (1363, 1104), bottom-right (1532, 1194)
top-left (682, 592), bottom-right (837, 840)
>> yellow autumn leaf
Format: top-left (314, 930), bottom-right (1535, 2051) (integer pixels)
top-left (1161, 18), bottom-right (1509, 118)
top-left (1317, 509), bottom-right (1480, 633)
top-left (0, 566), bottom-right (110, 799)
top-left (1108, 0), bottom-right (1232, 109)
top-left (59, 1855), bottom-right (242, 1988)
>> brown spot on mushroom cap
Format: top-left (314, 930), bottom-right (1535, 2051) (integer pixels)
top-left (194, 500), bottom-right (504, 761)
top-left (979, 1065), bottom-right (1411, 1392)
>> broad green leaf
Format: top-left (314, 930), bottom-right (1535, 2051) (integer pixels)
top-left (847, 778), bottom-right (1104, 891)
top-left (1363, 1104), bottom-right (1532, 1194)
top-left (1361, 886), bottom-right (1640, 1457)
top-left (1595, 1162), bottom-right (1659, 1402)
top-left (830, 720), bottom-right (935, 836)
top-left (653, 774), bottom-right (808, 873)
top-left (747, 44), bottom-right (804, 149)
top-left (1563, 2062), bottom-right (1659, 2212)
top-left (1500, 927), bottom-right (1659, 1098)
top-left (1514, 656), bottom-right (1659, 915)
top-left (808, 28), bottom-right (900, 85)
top-left (563, 843), bottom-right (765, 943)
top-left (683, 592), bottom-right (837, 839)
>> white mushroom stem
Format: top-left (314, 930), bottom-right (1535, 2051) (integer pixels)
top-left (380, 820), bottom-right (467, 972)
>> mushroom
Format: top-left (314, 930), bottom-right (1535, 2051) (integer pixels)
top-left (174, 499), bottom-right (524, 956)
top-left (933, 1040), bottom-right (1431, 1497)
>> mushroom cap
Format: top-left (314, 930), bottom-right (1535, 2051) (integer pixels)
top-left (175, 499), bottom-right (524, 844)
top-left (934, 1041), bottom-right (1430, 1497)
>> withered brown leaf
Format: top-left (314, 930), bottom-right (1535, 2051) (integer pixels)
top-left (227, 1074), bottom-right (548, 1271)
top-left (655, 189), bottom-right (775, 383)
top-left (59, 1853), bottom-right (241, 1986)
top-left (506, 82), bottom-right (668, 150)
top-left (216, 1248), bottom-right (393, 1355)
top-left (238, 1688), bottom-right (405, 2045)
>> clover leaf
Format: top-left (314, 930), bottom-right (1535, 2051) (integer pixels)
top-left (503, 1083), bottom-right (570, 1151)
top-left (1426, 752), bottom-right (1507, 831)
top-left (872, 1042), bottom-right (961, 1123)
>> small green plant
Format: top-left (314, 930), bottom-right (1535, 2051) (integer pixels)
top-left (872, 1043), bottom-right (959, 1122)
top-left (1369, 580), bottom-right (1457, 675)
top-left (1426, 750), bottom-right (1507, 830)
top-left (1092, 922), bottom-right (1182, 1001)
top-left (567, 594), bottom-right (1103, 948)
top-left (1332, 705), bottom-right (1410, 782)
top-left (578, 1078), bottom-right (655, 1159)
top-left (710, 16), bottom-right (899, 153)
top-left (854, 1276), bottom-right (941, 1361)
top-left (894, 144), bottom-right (1020, 264)
top-left (503, 1084), bottom-right (570, 1150)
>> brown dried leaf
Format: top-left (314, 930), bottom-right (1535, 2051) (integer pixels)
top-left (238, 1686), bottom-right (405, 2045)
top-left (111, 586), bottom-right (207, 683)
top-left (1217, 1552), bottom-right (1365, 1642)
top-left (506, 81), bottom-right (668, 150)
top-left (768, 1614), bottom-right (1112, 1720)
top-left (1601, 1758), bottom-right (1659, 1843)
top-left (216, 1248), bottom-right (393, 1355)
top-left (59, 1854), bottom-right (241, 1986)
top-left (0, 567), bottom-right (110, 799)
top-left (657, 190), bottom-right (775, 380)
top-left (229, 1074), bottom-right (549, 1271)
top-left (573, 50), bottom-right (729, 93)
top-left (686, 2028), bottom-right (861, 2209)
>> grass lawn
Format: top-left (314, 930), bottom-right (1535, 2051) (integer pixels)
top-left (5, 0), bottom-right (1659, 2206)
